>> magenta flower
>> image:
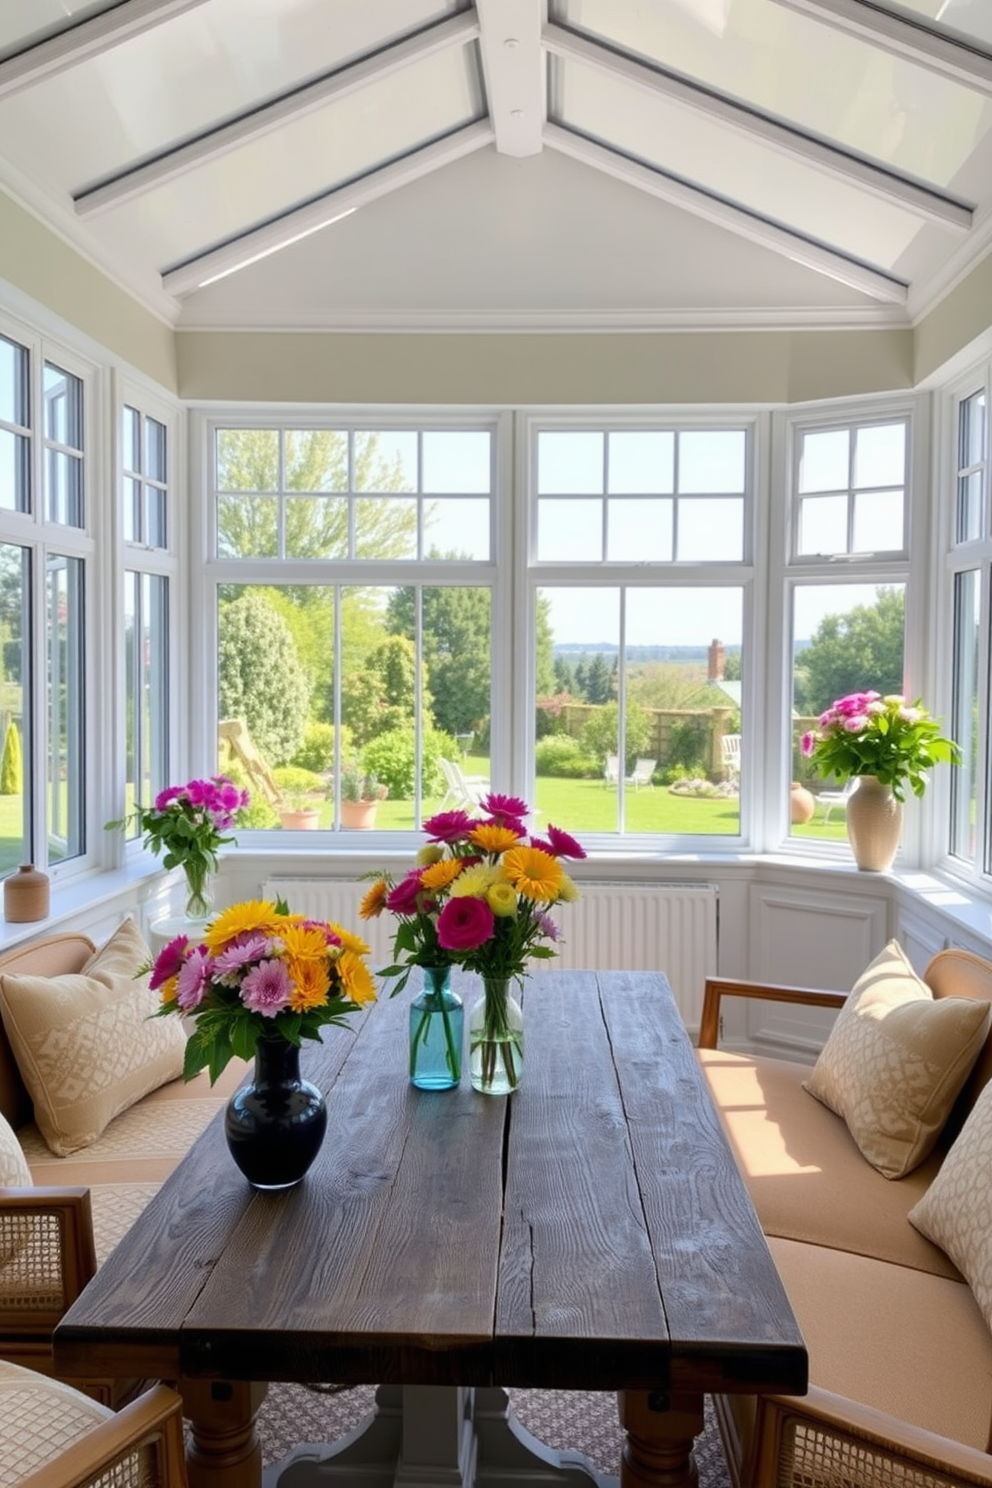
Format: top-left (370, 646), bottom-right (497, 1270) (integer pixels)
top-left (153, 784), bottom-right (184, 812)
top-left (175, 948), bottom-right (212, 1012)
top-left (800, 731), bottom-right (816, 757)
top-left (422, 809), bottom-right (474, 843)
top-left (149, 934), bottom-right (191, 990)
top-left (545, 823), bottom-right (587, 860)
top-left (480, 792), bottom-right (528, 822)
top-left (386, 870), bottom-right (430, 916)
top-left (240, 959), bottom-right (293, 1016)
top-left (437, 896), bottom-right (495, 951)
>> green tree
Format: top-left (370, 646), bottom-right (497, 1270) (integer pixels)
top-left (553, 655), bottom-right (575, 694)
top-left (723, 649), bottom-right (742, 682)
top-left (0, 719), bottom-right (21, 794)
top-left (796, 588), bottom-right (905, 715)
top-left (580, 700), bottom-right (652, 770)
top-left (387, 582), bottom-right (490, 737)
top-left (584, 653), bottom-right (612, 705)
top-left (535, 594), bottom-right (556, 697)
top-left (218, 591), bottom-right (311, 765)
top-left (341, 635), bottom-right (433, 748)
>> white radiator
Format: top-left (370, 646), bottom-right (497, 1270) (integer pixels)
top-left (262, 878), bottom-right (717, 1031)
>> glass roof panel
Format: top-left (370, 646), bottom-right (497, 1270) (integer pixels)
top-left (0, 2), bottom-right (111, 56)
top-left (555, 57), bottom-right (924, 271)
top-left (874, 0), bottom-right (992, 49)
top-left (554, 0), bottom-right (992, 192)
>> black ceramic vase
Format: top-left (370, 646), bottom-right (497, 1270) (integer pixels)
top-left (224, 1036), bottom-right (327, 1189)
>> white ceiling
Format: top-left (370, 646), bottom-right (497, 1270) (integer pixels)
top-left (0, 0), bottom-right (990, 332)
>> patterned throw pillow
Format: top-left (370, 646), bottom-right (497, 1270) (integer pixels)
top-left (0, 917), bottom-right (186, 1157)
top-left (0, 1109), bottom-right (30, 1188)
top-left (909, 1078), bottom-right (992, 1330)
top-left (803, 940), bottom-right (992, 1179)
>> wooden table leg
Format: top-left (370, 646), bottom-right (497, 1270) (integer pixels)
top-left (617, 1391), bottom-right (705, 1488)
top-left (179, 1378), bottom-right (269, 1488)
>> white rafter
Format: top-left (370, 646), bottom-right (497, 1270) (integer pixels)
top-left (476, 0), bottom-right (545, 157)
top-left (768, 0), bottom-right (992, 96)
top-left (544, 124), bottom-right (908, 304)
top-left (162, 121), bottom-right (496, 298)
top-left (0, 0), bottom-right (210, 102)
top-left (545, 24), bottom-right (972, 233)
top-left (75, 12), bottom-right (481, 218)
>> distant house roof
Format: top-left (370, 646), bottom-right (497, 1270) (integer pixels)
top-left (714, 681), bottom-right (742, 707)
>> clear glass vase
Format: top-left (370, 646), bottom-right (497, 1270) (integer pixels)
top-left (469, 977), bottom-right (523, 1095)
top-left (409, 967), bottom-right (463, 1090)
top-left (183, 861), bottom-right (213, 922)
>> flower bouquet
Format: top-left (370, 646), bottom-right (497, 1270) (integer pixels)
top-left (109, 775), bottom-right (250, 918)
top-left (801, 692), bottom-right (959, 802)
top-left (361, 794), bottom-right (585, 1094)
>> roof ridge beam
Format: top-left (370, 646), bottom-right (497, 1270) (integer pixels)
top-left (767, 0), bottom-right (992, 97)
top-left (162, 120), bottom-right (496, 299)
top-left (544, 122), bottom-right (908, 304)
top-left (76, 11), bottom-right (481, 218)
top-left (545, 23), bottom-right (972, 232)
top-left (476, 0), bottom-right (544, 157)
top-left (0, 0), bottom-right (210, 102)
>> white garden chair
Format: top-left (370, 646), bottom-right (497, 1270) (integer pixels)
top-left (625, 758), bottom-right (657, 790)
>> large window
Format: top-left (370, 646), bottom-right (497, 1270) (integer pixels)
top-left (209, 420), bottom-right (497, 832)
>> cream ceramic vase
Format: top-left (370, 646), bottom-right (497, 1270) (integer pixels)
top-left (844, 775), bottom-right (903, 872)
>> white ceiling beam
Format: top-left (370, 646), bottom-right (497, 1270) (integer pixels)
top-left (544, 123), bottom-right (908, 304)
top-left (545, 25), bottom-right (972, 232)
top-left (476, 0), bottom-right (544, 157)
top-left (75, 12), bottom-right (481, 218)
top-left (768, 0), bottom-right (992, 97)
top-left (162, 121), bottom-right (496, 298)
top-left (0, 0), bottom-right (210, 102)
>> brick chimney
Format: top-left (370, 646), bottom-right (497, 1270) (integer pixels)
top-left (708, 638), bottom-right (725, 682)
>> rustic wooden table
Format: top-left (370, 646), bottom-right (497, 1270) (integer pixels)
top-left (54, 970), bottom-right (806, 1488)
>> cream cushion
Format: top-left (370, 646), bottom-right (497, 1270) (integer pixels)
top-left (0, 1109), bottom-right (30, 1187)
top-left (909, 1077), bottom-right (992, 1333)
top-left (803, 939), bottom-right (992, 1178)
top-left (0, 917), bottom-right (187, 1157)
top-left (0, 1359), bottom-right (113, 1487)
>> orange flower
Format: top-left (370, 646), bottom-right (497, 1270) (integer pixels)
top-left (470, 823), bottom-right (523, 855)
top-left (502, 845), bottom-right (563, 902)
top-left (288, 957), bottom-right (331, 1012)
top-left (359, 879), bottom-right (389, 919)
top-left (338, 949), bottom-right (377, 1006)
top-left (420, 858), bottom-right (466, 891)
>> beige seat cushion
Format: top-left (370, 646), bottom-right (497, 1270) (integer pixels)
top-left (0, 1359), bottom-right (113, 1488)
top-left (803, 939), bottom-right (991, 1178)
top-left (0, 917), bottom-right (187, 1156)
top-left (722, 1237), bottom-right (992, 1462)
top-left (909, 1076), bottom-right (992, 1334)
top-left (697, 1047), bottom-right (958, 1277)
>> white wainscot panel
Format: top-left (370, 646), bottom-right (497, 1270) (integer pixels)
top-left (744, 882), bottom-right (889, 1061)
top-left (895, 911), bottom-right (946, 973)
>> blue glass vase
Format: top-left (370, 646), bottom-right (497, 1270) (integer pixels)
top-left (409, 967), bottom-right (463, 1090)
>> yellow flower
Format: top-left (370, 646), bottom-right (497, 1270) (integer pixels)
top-left (338, 949), bottom-right (377, 1006)
top-left (204, 899), bottom-right (282, 954)
top-left (502, 845), bottom-right (563, 902)
top-left (282, 921), bottom-right (333, 962)
top-left (159, 976), bottom-right (178, 1006)
top-left (469, 823), bottom-right (523, 855)
top-left (288, 957), bottom-right (331, 1012)
top-left (330, 922), bottom-right (371, 957)
top-left (487, 881), bottom-right (518, 917)
top-left (359, 879), bottom-right (388, 919)
top-left (420, 858), bottom-right (465, 892)
top-left (556, 872), bottom-right (580, 903)
top-left (450, 864), bottom-right (501, 897)
top-left (416, 844), bottom-right (445, 866)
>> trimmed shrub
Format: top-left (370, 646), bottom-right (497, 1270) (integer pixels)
top-left (0, 720), bottom-right (22, 795)
top-left (534, 735), bottom-right (598, 778)
top-left (361, 728), bottom-right (450, 800)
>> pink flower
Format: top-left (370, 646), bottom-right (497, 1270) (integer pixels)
top-left (843, 715), bottom-right (868, 732)
top-left (175, 948), bottom-right (212, 1012)
top-left (422, 809), bottom-right (474, 843)
top-left (240, 959), bottom-right (292, 1016)
top-left (212, 935), bottom-right (270, 980)
top-left (545, 823), bottom-right (587, 860)
top-left (149, 934), bottom-right (191, 990)
top-left (153, 785), bottom-right (184, 812)
top-left (386, 870), bottom-right (430, 916)
top-left (480, 792), bottom-right (528, 822)
top-left (800, 731), bottom-right (816, 757)
top-left (437, 896), bottom-right (495, 951)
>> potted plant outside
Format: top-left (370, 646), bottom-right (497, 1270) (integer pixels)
top-left (340, 765), bottom-right (388, 830)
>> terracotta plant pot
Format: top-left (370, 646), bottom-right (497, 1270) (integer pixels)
top-left (279, 808), bottom-right (321, 831)
top-left (790, 781), bottom-right (815, 824)
top-left (341, 799), bottom-right (378, 830)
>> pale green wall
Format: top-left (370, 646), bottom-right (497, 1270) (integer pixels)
top-left (915, 253), bottom-right (992, 385)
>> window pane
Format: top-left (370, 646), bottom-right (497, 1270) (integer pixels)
top-left (424, 499), bottom-right (490, 560)
top-left (537, 431), bottom-right (603, 494)
top-left (218, 495), bottom-right (280, 558)
top-left (44, 365), bottom-right (83, 527)
top-left (854, 423), bottom-right (905, 488)
top-left (677, 498), bottom-right (743, 560)
top-left (356, 498), bottom-right (417, 559)
top-left (284, 497), bottom-right (348, 559)
top-left (0, 430), bottom-right (29, 513)
top-left (607, 432), bottom-right (674, 494)
top-left (961, 390), bottom-right (987, 469)
top-left (43, 364), bottom-right (82, 448)
top-left (537, 498), bottom-right (603, 560)
top-left (0, 336), bottom-right (28, 427)
top-left (951, 570), bottom-right (979, 863)
top-left (606, 499), bottom-right (673, 562)
top-left (46, 448), bottom-right (83, 527)
top-left (285, 430), bottom-right (348, 492)
top-left (46, 554), bottom-right (84, 863)
top-left (423, 431), bottom-right (491, 493)
top-left (123, 475), bottom-right (140, 544)
top-left (124, 572), bottom-right (169, 833)
top-left (355, 432), bottom-right (417, 492)
top-left (791, 583), bottom-right (905, 843)
top-left (957, 391), bottom-right (987, 543)
top-left (535, 586), bottom-right (742, 836)
top-left (122, 406), bottom-right (139, 474)
top-left (800, 429), bottom-right (849, 494)
top-left (0, 544), bottom-right (30, 877)
top-left (798, 494), bottom-right (847, 556)
top-left (852, 489), bottom-right (904, 552)
top-left (217, 429), bottom-right (279, 491)
top-left (145, 417), bottom-right (166, 483)
top-left (957, 471), bottom-right (984, 544)
top-left (146, 485), bottom-right (167, 548)
top-left (679, 431), bottom-right (746, 494)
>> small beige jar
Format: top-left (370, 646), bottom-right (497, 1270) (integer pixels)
top-left (4, 864), bottom-right (51, 923)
